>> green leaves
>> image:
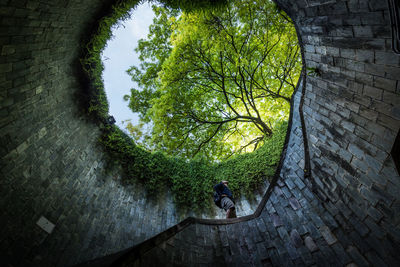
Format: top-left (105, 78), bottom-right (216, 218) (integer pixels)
top-left (99, 121), bottom-right (287, 215)
top-left (126, 0), bottom-right (301, 160)
top-left (83, 0), bottom-right (295, 214)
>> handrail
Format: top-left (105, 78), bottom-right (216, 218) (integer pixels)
top-left (74, 70), bottom-right (305, 267)
top-left (80, 70), bottom-right (305, 267)
top-left (75, 2), bottom-right (309, 264)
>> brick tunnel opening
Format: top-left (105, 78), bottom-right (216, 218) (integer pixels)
top-left (1, 0), bottom-right (399, 266)
top-left (84, 0), bottom-right (304, 220)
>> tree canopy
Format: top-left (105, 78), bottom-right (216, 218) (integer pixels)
top-left (124, 0), bottom-right (301, 160)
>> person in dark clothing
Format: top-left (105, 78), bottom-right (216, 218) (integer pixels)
top-left (214, 180), bottom-right (237, 218)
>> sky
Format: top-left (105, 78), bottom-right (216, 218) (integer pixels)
top-left (102, 2), bottom-right (155, 131)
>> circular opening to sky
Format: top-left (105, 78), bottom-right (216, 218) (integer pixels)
top-left (102, 0), bottom-right (302, 162)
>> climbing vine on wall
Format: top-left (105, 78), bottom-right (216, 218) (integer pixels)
top-left (100, 122), bottom-right (287, 214)
top-left (81, 0), bottom-right (290, 214)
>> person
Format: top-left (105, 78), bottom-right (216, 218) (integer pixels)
top-left (213, 180), bottom-right (237, 219)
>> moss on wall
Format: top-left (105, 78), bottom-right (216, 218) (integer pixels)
top-left (81, 0), bottom-right (288, 214)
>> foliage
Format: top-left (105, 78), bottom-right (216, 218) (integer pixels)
top-left (81, 0), bottom-right (144, 119)
top-left (306, 66), bottom-right (321, 77)
top-left (99, 121), bottom-right (287, 214)
top-left (80, 0), bottom-right (226, 119)
top-left (125, 5), bottom-right (179, 123)
top-left (156, 0), bottom-right (228, 12)
top-left (215, 121), bottom-right (287, 197)
top-left (81, 0), bottom-right (295, 214)
top-left (125, 0), bottom-right (301, 160)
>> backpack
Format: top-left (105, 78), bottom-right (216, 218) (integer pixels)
top-left (213, 191), bottom-right (222, 208)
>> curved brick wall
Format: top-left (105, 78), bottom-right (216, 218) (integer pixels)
top-left (0, 1), bottom-right (183, 266)
top-left (1, 0), bottom-right (399, 266)
top-left (281, 0), bottom-right (400, 263)
top-left (0, 0), bottom-right (272, 266)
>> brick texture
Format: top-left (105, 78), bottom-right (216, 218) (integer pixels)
top-left (1, 0), bottom-right (399, 266)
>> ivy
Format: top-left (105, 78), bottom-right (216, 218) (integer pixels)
top-left (98, 122), bottom-right (287, 214)
top-left (81, 0), bottom-right (288, 215)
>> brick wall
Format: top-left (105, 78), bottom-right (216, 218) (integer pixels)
top-left (0, 1), bottom-right (184, 266)
top-left (129, 1), bottom-right (400, 263)
top-left (1, 0), bottom-right (399, 266)
top-left (278, 0), bottom-right (400, 262)
top-left (0, 0), bottom-right (268, 266)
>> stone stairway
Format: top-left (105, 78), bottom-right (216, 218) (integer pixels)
top-left (97, 78), bottom-right (398, 266)
top-left (126, 177), bottom-right (348, 266)
top-left (115, 83), bottom-right (360, 266)
top-left (2, 1), bottom-right (400, 266)
top-left (116, 172), bottom-right (396, 266)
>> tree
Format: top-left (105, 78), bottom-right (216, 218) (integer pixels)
top-left (125, 0), bottom-right (301, 160)
top-left (125, 5), bottom-right (179, 121)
